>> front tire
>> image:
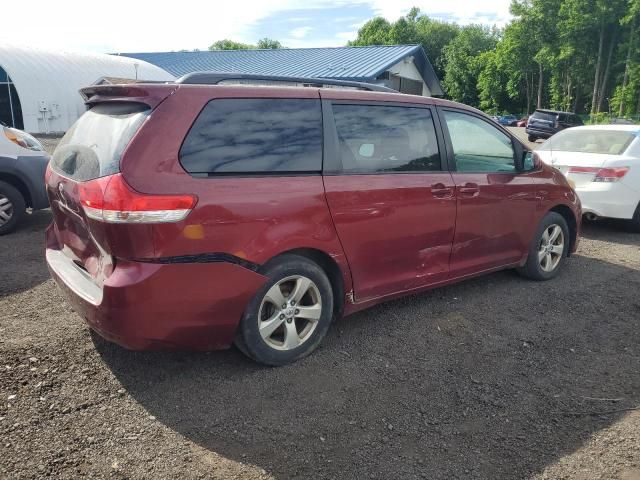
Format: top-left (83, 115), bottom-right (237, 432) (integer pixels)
top-left (518, 212), bottom-right (570, 281)
top-left (0, 181), bottom-right (26, 236)
top-left (527, 134), bottom-right (537, 143)
top-left (236, 254), bottom-right (334, 366)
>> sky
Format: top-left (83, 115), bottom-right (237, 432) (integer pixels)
top-left (1, 0), bottom-right (512, 53)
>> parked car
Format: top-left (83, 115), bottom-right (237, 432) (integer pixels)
top-left (517, 117), bottom-right (528, 127)
top-left (498, 114), bottom-right (519, 126)
top-left (536, 125), bottom-right (640, 230)
top-left (526, 109), bottom-right (583, 142)
top-left (0, 123), bottom-right (50, 234)
top-left (45, 74), bottom-right (581, 365)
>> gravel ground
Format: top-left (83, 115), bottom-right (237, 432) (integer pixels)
top-left (1, 135), bottom-right (639, 479)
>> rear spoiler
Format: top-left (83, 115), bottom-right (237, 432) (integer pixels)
top-left (79, 84), bottom-right (178, 109)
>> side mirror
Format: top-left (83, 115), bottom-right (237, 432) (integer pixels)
top-left (523, 151), bottom-right (535, 171)
top-left (518, 151), bottom-right (540, 172)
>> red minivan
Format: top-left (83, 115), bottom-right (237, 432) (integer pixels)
top-left (45, 74), bottom-right (581, 365)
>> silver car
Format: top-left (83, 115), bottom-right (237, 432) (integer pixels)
top-left (0, 123), bottom-right (50, 234)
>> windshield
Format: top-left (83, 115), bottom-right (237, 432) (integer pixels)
top-left (538, 129), bottom-right (637, 155)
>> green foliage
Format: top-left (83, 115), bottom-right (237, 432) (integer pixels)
top-left (442, 25), bottom-right (498, 105)
top-left (349, 8), bottom-right (460, 79)
top-left (348, 3), bottom-right (640, 115)
top-left (209, 39), bottom-right (253, 50)
top-left (208, 38), bottom-right (284, 51)
top-left (257, 38), bottom-right (284, 49)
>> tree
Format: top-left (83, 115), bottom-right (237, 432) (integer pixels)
top-left (209, 39), bottom-right (253, 50)
top-left (257, 38), bottom-right (284, 49)
top-left (347, 2), bottom-right (638, 115)
top-left (617, 0), bottom-right (640, 115)
top-left (349, 17), bottom-right (393, 46)
top-left (349, 8), bottom-right (459, 80)
top-left (442, 25), bottom-right (498, 105)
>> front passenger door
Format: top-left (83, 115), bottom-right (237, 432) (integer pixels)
top-left (439, 108), bottom-right (539, 277)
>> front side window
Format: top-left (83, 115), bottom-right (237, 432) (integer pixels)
top-left (443, 111), bottom-right (515, 173)
top-left (331, 104), bottom-right (441, 173)
top-left (180, 98), bottom-right (322, 175)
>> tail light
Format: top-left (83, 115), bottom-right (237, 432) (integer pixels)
top-left (568, 166), bottom-right (630, 182)
top-left (79, 174), bottom-right (197, 223)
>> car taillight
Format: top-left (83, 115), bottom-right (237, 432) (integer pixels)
top-left (79, 174), bottom-right (197, 223)
top-left (568, 166), bottom-right (630, 182)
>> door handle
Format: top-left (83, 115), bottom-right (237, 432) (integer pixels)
top-left (431, 183), bottom-right (454, 198)
top-left (458, 182), bottom-right (480, 197)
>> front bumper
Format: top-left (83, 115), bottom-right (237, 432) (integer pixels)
top-left (46, 225), bottom-right (268, 351)
top-left (576, 182), bottom-right (640, 220)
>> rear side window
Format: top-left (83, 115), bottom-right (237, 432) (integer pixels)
top-left (51, 103), bottom-right (149, 181)
top-left (180, 98), bottom-right (322, 175)
top-left (331, 104), bottom-right (440, 173)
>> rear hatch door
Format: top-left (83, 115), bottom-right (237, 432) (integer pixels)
top-left (529, 111), bottom-right (556, 131)
top-left (47, 98), bottom-right (160, 286)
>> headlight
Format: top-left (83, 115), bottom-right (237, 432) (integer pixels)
top-left (3, 126), bottom-right (44, 152)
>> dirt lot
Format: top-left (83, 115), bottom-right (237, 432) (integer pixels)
top-left (1, 135), bottom-right (640, 479)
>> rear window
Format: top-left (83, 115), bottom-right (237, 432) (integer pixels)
top-left (532, 110), bottom-right (557, 122)
top-left (538, 129), bottom-right (637, 155)
top-left (179, 98), bottom-right (322, 175)
top-left (51, 103), bottom-right (149, 181)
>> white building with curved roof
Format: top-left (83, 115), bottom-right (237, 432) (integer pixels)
top-left (0, 44), bottom-right (174, 134)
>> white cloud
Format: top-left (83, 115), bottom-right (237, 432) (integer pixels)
top-left (366, 0), bottom-right (512, 27)
top-left (0, 0), bottom-right (512, 53)
top-left (290, 26), bottom-right (313, 39)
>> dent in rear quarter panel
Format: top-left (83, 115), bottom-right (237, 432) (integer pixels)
top-left (118, 85), bottom-right (353, 299)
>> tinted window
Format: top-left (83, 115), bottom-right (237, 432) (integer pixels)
top-left (180, 99), bottom-right (322, 174)
top-left (538, 129), bottom-right (637, 155)
top-left (443, 111), bottom-right (515, 173)
top-left (533, 110), bottom-right (557, 122)
top-left (331, 104), bottom-right (440, 173)
top-left (51, 103), bottom-right (149, 181)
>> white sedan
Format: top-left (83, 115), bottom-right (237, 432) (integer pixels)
top-left (536, 125), bottom-right (640, 230)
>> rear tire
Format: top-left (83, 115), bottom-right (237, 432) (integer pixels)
top-left (236, 254), bottom-right (334, 366)
top-left (0, 181), bottom-right (26, 236)
top-left (527, 135), bottom-right (537, 143)
top-left (518, 212), bottom-right (570, 281)
top-left (629, 203), bottom-right (640, 232)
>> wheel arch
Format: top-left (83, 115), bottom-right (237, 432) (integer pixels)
top-left (261, 247), bottom-right (347, 320)
top-left (549, 204), bottom-right (578, 255)
top-left (0, 172), bottom-right (31, 207)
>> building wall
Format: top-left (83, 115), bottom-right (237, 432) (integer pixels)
top-left (386, 58), bottom-right (431, 96)
top-left (0, 44), bottom-right (174, 134)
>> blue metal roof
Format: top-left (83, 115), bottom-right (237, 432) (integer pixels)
top-left (117, 45), bottom-right (443, 96)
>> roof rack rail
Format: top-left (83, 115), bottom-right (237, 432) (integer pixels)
top-left (176, 72), bottom-right (395, 93)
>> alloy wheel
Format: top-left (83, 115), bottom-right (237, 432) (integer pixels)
top-left (258, 275), bottom-right (322, 351)
top-left (0, 195), bottom-right (13, 226)
top-left (538, 224), bottom-right (564, 272)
